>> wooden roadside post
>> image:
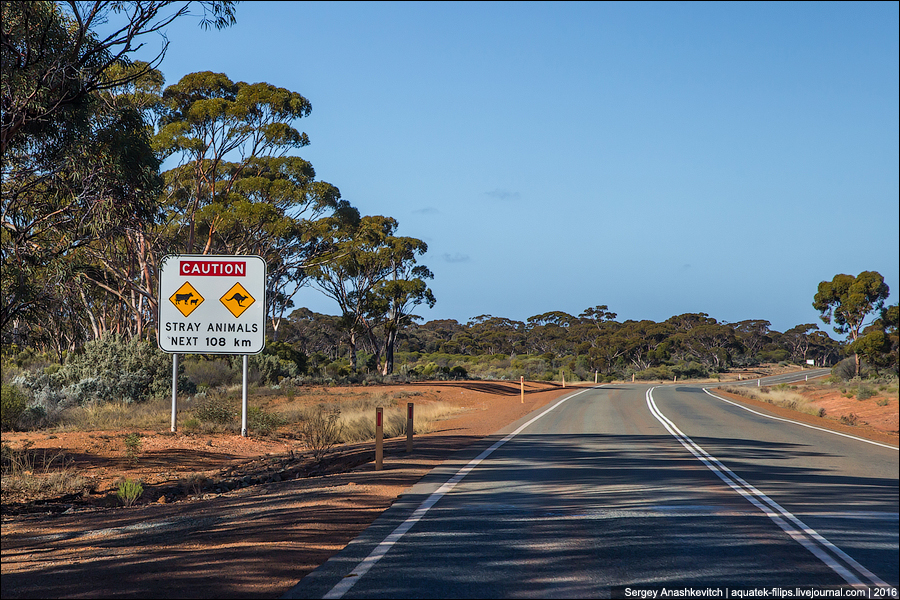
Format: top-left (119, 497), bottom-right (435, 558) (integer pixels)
top-left (406, 403), bottom-right (414, 452)
top-left (375, 407), bottom-right (384, 471)
top-left (520, 376), bottom-right (524, 403)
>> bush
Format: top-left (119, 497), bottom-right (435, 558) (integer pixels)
top-left (56, 334), bottom-right (189, 403)
top-left (672, 361), bottom-right (708, 379)
top-left (634, 366), bottom-right (675, 381)
top-left (192, 394), bottom-right (236, 426)
top-left (449, 365), bottom-right (468, 379)
top-left (229, 353), bottom-right (301, 386)
top-left (300, 404), bottom-right (343, 462)
top-left (247, 406), bottom-right (284, 436)
top-left (264, 340), bottom-right (307, 374)
top-left (123, 433), bottom-right (142, 463)
top-left (839, 413), bottom-right (859, 426)
top-left (183, 358), bottom-right (236, 389)
top-left (1, 384), bottom-right (27, 431)
top-left (832, 357), bottom-right (857, 381)
top-left (116, 478), bottom-right (143, 507)
top-left (12, 335), bottom-right (195, 423)
top-left (856, 385), bottom-right (875, 400)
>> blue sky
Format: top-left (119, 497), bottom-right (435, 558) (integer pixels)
top-left (141, 1), bottom-right (898, 335)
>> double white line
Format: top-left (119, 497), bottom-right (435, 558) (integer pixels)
top-left (646, 386), bottom-right (887, 589)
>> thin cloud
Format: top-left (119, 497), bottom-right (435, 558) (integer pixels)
top-left (485, 189), bottom-right (520, 201)
top-left (413, 207), bottom-right (440, 215)
top-left (443, 253), bottom-right (470, 263)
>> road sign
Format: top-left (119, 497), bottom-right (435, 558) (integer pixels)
top-left (158, 255), bottom-right (266, 354)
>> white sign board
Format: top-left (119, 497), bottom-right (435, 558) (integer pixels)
top-left (158, 255), bottom-right (266, 354)
top-left (806, 359), bottom-right (815, 365)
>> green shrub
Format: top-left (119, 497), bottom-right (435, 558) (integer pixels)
top-left (449, 365), bottom-right (468, 379)
top-left (123, 433), bottom-right (142, 463)
top-left (12, 335), bottom-right (195, 421)
top-left (247, 406), bottom-right (284, 436)
top-left (56, 334), bottom-right (188, 403)
top-left (192, 394), bottom-right (236, 426)
top-left (1, 384), bottom-right (27, 431)
top-left (116, 478), bottom-right (143, 507)
top-left (856, 385), bottom-right (875, 400)
top-left (672, 361), bottom-right (708, 379)
top-left (263, 340), bottom-right (307, 374)
top-left (183, 358), bottom-right (236, 389)
top-left (832, 358), bottom-right (857, 381)
top-left (634, 366), bottom-right (675, 381)
top-left (230, 353), bottom-right (301, 385)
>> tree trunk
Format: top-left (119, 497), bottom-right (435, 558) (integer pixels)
top-left (382, 328), bottom-right (397, 376)
top-left (349, 330), bottom-right (357, 369)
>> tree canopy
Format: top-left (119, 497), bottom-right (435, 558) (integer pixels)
top-left (813, 271), bottom-right (891, 376)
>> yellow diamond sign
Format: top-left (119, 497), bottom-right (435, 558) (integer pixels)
top-left (169, 282), bottom-right (204, 317)
top-left (220, 282), bottom-right (255, 318)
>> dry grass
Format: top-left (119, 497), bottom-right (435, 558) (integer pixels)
top-left (271, 390), bottom-right (463, 444)
top-left (1, 441), bottom-right (96, 501)
top-left (57, 398), bottom-right (171, 431)
top-left (719, 384), bottom-right (827, 418)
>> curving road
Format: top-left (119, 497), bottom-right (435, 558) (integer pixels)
top-left (285, 373), bottom-right (898, 599)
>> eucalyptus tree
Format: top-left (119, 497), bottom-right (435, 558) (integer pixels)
top-left (1, 1), bottom-right (237, 156)
top-left (154, 71), bottom-right (313, 253)
top-left (619, 320), bottom-right (675, 371)
top-left (731, 320), bottom-right (773, 364)
top-left (846, 304), bottom-right (899, 375)
top-left (565, 306), bottom-right (621, 374)
top-left (212, 156), bottom-right (355, 337)
top-left (524, 312), bottom-right (575, 356)
top-left (782, 324), bottom-right (819, 364)
top-left (813, 271), bottom-right (891, 376)
top-left (1, 1), bottom-right (235, 343)
top-left (308, 215), bottom-right (396, 370)
top-left (371, 236), bottom-right (435, 375)
top-left (672, 321), bottom-right (742, 370)
top-left (153, 71), bottom-right (356, 338)
top-left (468, 315), bottom-right (526, 356)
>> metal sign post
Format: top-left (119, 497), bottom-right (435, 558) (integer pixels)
top-left (158, 255), bottom-right (266, 436)
top-left (171, 354), bottom-right (178, 432)
top-left (241, 355), bottom-right (249, 437)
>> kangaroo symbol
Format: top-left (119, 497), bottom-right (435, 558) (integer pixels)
top-left (226, 292), bottom-right (250, 307)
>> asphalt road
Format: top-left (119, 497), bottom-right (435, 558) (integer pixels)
top-left (285, 374), bottom-right (899, 599)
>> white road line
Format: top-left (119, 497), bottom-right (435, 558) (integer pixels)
top-left (322, 387), bottom-right (596, 599)
top-left (646, 387), bottom-right (888, 588)
top-left (702, 388), bottom-right (899, 451)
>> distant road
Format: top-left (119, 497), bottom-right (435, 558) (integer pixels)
top-left (286, 374), bottom-right (898, 599)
